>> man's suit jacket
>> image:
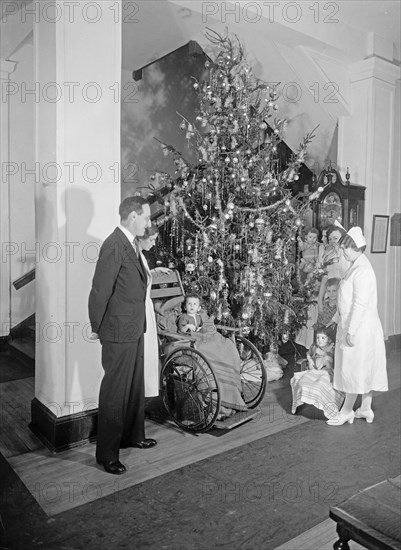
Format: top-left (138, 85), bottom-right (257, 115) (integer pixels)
top-left (89, 228), bottom-right (147, 343)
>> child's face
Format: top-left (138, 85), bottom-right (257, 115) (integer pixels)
top-left (326, 285), bottom-right (338, 300)
top-left (185, 298), bottom-right (201, 315)
top-left (328, 230), bottom-right (342, 245)
top-left (316, 333), bottom-right (330, 347)
top-left (306, 232), bottom-right (318, 244)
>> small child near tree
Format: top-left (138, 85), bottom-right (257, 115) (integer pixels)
top-left (297, 227), bottom-right (324, 283)
top-left (177, 294), bottom-right (216, 335)
top-left (307, 327), bottom-right (334, 375)
top-left (177, 294), bottom-right (203, 333)
top-left (314, 277), bottom-right (339, 340)
top-left (291, 327), bottom-right (344, 418)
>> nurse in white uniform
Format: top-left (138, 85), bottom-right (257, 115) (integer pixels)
top-left (138, 226), bottom-right (171, 398)
top-left (327, 227), bottom-right (388, 426)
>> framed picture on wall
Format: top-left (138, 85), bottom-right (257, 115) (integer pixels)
top-left (371, 215), bottom-right (389, 253)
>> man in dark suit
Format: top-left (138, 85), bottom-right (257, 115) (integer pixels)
top-left (88, 196), bottom-right (157, 475)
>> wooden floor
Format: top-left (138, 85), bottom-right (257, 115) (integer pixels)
top-left (1, 350), bottom-right (399, 548)
top-left (2, 375), bottom-right (310, 516)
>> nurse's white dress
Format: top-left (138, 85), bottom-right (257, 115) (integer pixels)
top-left (140, 251), bottom-right (160, 397)
top-left (333, 254), bottom-right (388, 394)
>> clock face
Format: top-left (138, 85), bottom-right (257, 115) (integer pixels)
top-left (321, 192), bottom-right (342, 227)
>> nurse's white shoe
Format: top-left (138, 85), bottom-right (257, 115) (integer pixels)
top-left (326, 411), bottom-right (355, 426)
top-left (354, 408), bottom-right (374, 423)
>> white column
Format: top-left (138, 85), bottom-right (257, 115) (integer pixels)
top-left (32, 1), bottom-right (122, 446)
top-left (338, 57), bottom-right (401, 338)
top-left (0, 59), bottom-right (17, 337)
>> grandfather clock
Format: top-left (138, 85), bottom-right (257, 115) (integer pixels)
top-left (313, 163), bottom-right (365, 232)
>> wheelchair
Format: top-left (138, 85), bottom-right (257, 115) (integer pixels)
top-left (151, 271), bottom-right (267, 433)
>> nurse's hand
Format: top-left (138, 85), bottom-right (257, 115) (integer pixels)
top-left (346, 333), bottom-right (354, 346)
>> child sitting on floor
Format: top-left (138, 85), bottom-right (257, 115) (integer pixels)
top-left (291, 327), bottom-right (344, 419)
top-left (306, 326), bottom-right (334, 373)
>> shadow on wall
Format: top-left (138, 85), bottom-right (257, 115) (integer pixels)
top-left (121, 43), bottom-right (209, 198)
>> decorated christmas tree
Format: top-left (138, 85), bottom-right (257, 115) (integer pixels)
top-left (151, 30), bottom-right (324, 351)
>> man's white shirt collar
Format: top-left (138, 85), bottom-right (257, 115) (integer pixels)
top-left (118, 225), bottom-right (135, 247)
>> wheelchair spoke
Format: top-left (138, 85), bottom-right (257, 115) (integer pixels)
top-left (161, 347), bottom-right (221, 432)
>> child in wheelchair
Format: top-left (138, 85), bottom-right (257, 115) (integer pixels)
top-left (155, 293), bottom-right (248, 419)
top-left (177, 294), bottom-right (217, 339)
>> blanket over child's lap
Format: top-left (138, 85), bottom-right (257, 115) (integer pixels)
top-left (291, 369), bottom-right (344, 419)
top-left (164, 331), bottom-right (248, 413)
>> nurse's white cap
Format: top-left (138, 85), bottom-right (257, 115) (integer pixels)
top-left (347, 226), bottom-right (366, 247)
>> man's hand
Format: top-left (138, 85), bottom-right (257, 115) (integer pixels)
top-left (89, 332), bottom-right (99, 341)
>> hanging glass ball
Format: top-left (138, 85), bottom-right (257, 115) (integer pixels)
top-left (205, 60), bottom-right (210, 68)
top-left (295, 218), bottom-right (302, 227)
top-left (193, 82), bottom-right (199, 89)
top-left (259, 122), bottom-right (267, 130)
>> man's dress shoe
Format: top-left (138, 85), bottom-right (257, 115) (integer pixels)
top-left (133, 439), bottom-right (157, 449)
top-left (97, 459), bottom-right (126, 475)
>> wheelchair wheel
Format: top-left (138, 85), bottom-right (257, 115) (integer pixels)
top-left (235, 335), bottom-right (266, 408)
top-left (160, 347), bottom-right (221, 433)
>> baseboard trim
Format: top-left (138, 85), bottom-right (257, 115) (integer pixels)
top-left (30, 398), bottom-right (97, 453)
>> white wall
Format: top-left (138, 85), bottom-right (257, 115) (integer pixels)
top-left (387, 79), bottom-right (401, 336)
top-left (8, 41), bottom-right (36, 328)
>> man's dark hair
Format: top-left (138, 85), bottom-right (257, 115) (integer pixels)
top-left (119, 196), bottom-right (149, 221)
